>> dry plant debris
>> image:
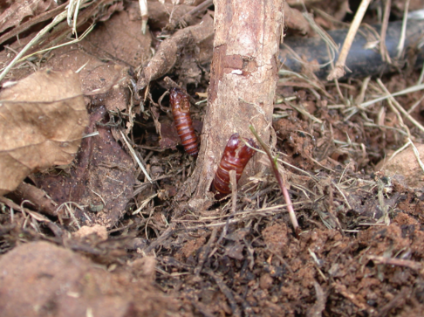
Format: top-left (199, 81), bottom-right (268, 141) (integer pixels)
top-left (33, 106), bottom-right (136, 228)
top-left (0, 0), bottom-right (424, 316)
top-left (0, 0), bottom-right (58, 34)
top-left (136, 12), bottom-right (214, 90)
top-left (0, 69), bottom-right (87, 195)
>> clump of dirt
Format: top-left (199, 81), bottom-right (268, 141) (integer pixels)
top-left (0, 241), bottom-right (187, 317)
top-left (275, 116), bottom-right (315, 170)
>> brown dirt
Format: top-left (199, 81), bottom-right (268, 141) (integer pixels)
top-left (1, 0), bottom-right (424, 316)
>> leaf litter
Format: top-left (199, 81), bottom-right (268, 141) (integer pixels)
top-left (0, 0), bottom-right (424, 316)
top-left (0, 69), bottom-right (88, 195)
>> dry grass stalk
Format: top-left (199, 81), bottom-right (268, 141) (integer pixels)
top-left (0, 11), bottom-right (67, 82)
top-left (379, 0), bottom-right (391, 63)
top-left (397, 0), bottom-right (410, 59)
top-left (17, 24), bottom-right (95, 65)
top-left (346, 82), bottom-right (424, 119)
top-left (229, 170), bottom-right (238, 215)
top-left (376, 78), bottom-right (424, 134)
top-left (139, 0), bottom-right (148, 34)
top-left (327, 0), bottom-right (372, 80)
top-left (120, 130), bottom-right (152, 183)
top-left (374, 78), bottom-right (424, 174)
top-left (250, 125), bottom-right (300, 235)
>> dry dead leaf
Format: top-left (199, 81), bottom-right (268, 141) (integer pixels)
top-left (0, 69), bottom-right (88, 196)
top-left (0, 0), bottom-right (57, 34)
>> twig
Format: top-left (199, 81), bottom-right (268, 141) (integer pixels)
top-left (327, 0), bottom-right (372, 80)
top-left (249, 125), bottom-right (300, 236)
top-left (183, 0), bottom-right (214, 22)
top-left (165, 0), bottom-right (213, 32)
top-left (13, 182), bottom-right (57, 217)
top-left (368, 255), bottom-right (424, 272)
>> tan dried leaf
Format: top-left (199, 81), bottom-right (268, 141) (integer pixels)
top-left (0, 69), bottom-right (88, 196)
top-left (0, 0), bottom-right (57, 34)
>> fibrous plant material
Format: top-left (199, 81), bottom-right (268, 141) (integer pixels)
top-left (0, 69), bottom-right (88, 196)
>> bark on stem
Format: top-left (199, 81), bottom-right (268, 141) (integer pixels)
top-left (186, 0), bottom-right (284, 201)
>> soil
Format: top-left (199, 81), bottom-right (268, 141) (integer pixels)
top-left (1, 0), bottom-right (424, 316)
